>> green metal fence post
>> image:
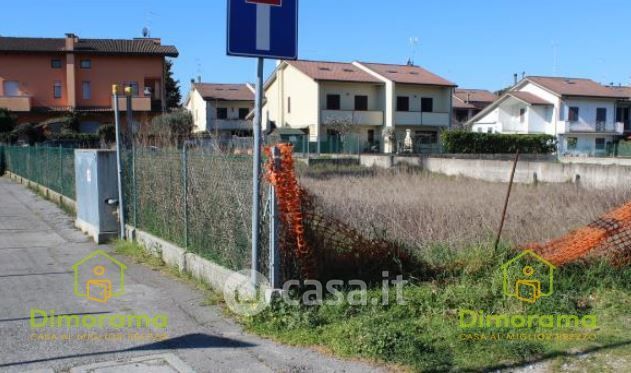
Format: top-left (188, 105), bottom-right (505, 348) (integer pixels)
top-left (58, 145), bottom-right (63, 193)
top-left (182, 146), bottom-right (189, 249)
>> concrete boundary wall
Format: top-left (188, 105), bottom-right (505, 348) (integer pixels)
top-left (125, 225), bottom-right (251, 295)
top-left (358, 155), bottom-right (631, 190)
top-left (5, 171), bottom-right (77, 211)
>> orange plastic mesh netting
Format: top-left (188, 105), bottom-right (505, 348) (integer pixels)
top-left (264, 144), bottom-right (432, 282)
top-left (525, 201), bottom-right (631, 267)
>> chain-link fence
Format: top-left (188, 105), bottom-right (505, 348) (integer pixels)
top-left (1, 145), bottom-right (76, 199)
top-left (123, 141), bottom-right (269, 273)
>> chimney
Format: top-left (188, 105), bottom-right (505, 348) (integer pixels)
top-left (65, 33), bottom-right (77, 51)
top-left (466, 93), bottom-right (471, 103)
top-left (522, 71), bottom-right (526, 79)
top-left (514, 73), bottom-right (518, 85)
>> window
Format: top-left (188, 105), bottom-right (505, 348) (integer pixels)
top-left (595, 138), bottom-right (605, 150)
top-left (354, 95), bottom-right (368, 111)
top-left (217, 108), bottom-right (228, 119)
top-left (53, 81), bottom-right (62, 99)
top-left (80, 59), bottom-right (92, 69)
top-left (397, 96), bottom-right (409, 111)
top-left (2, 81), bottom-right (19, 96)
top-left (519, 108), bottom-right (526, 123)
top-left (287, 97), bottom-right (291, 113)
top-left (239, 108), bottom-right (249, 120)
top-left (596, 108), bottom-right (607, 123)
top-left (51, 59), bottom-right (62, 69)
top-left (326, 94), bottom-right (341, 110)
top-left (82, 81), bottom-right (91, 100)
top-left (568, 107), bottom-right (579, 122)
top-left (567, 137), bottom-right (578, 150)
top-left (421, 97), bottom-right (433, 113)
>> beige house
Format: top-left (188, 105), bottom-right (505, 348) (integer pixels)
top-left (186, 83), bottom-right (255, 136)
top-left (262, 60), bottom-right (456, 153)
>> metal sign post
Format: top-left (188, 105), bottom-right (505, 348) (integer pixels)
top-left (251, 58), bottom-right (264, 285)
top-left (112, 85), bottom-right (126, 240)
top-left (227, 0), bottom-right (298, 286)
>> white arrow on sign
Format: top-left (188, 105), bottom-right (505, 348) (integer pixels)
top-left (246, 0), bottom-right (282, 51)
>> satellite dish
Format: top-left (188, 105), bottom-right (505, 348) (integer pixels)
top-left (142, 27), bottom-right (150, 38)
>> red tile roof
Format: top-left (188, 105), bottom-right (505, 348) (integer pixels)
top-left (0, 36), bottom-right (178, 57)
top-left (359, 62), bottom-right (456, 86)
top-left (452, 100), bottom-right (477, 109)
top-left (526, 76), bottom-right (627, 98)
top-left (608, 86), bottom-right (631, 98)
top-left (454, 89), bottom-right (497, 103)
top-left (193, 83), bottom-right (254, 101)
top-left (509, 91), bottom-right (553, 105)
top-left (286, 60), bottom-right (382, 83)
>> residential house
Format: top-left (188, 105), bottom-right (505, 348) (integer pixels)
top-left (0, 33), bottom-right (178, 132)
top-left (186, 83), bottom-right (255, 136)
top-left (262, 59), bottom-right (456, 154)
top-left (468, 76), bottom-right (631, 156)
top-left (452, 89), bottom-right (496, 127)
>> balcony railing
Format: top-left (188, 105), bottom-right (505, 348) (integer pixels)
top-left (115, 97), bottom-right (151, 112)
top-left (395, 111), bottom-right (449, 126)
top-left (321, 110), bottom-right (384, 126)
top-left (211, 119), bottom-right (252, 130)
top-left (565, 121), bottom-right (624, 134)
top-left (0, 96), bottom-right (31, 112)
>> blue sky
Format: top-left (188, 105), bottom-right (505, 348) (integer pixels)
top-left (3, 0), bottom-right (631, 93)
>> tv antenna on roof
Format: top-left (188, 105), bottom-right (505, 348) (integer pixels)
top-left (408, 36), bottom-right (419, 66)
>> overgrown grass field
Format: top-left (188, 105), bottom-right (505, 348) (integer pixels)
top-left (241, 164), bottom-right (631, 372)
top-left (298, 164), bottom-right (631, 251)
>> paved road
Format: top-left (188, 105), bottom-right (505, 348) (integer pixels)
top-left (0, 177), bottom-right (383, 373)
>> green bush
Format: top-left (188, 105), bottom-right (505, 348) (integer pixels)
top-left (441, 131), bottom-right (556, 154)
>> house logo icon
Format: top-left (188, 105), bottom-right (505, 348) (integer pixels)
top-left (72, 250), bottom-right (127, 303)
top-left (501, 250), bottom-right (556, 304)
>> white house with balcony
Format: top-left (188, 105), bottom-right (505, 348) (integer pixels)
top-left (186, 83), bottom-right (255, 136)
top-left (262, 59), bottom-right (455, 153)
top-left (469, 76), bottom-right (631, 156)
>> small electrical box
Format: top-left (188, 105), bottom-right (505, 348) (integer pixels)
top-left (75, 150), bottom-right (119, 243)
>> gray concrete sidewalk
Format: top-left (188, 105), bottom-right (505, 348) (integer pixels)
top-left (0, 177), bottom-right (384, 373)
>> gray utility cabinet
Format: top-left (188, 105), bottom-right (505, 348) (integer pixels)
top-left (74, 150), bottom-right (119, 243)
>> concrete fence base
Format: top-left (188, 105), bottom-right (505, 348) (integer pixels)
top-left (5, 171), bottom-right (76, 211)
top-left (125, 225), bottom-right (251, 295)
top-left (358, 155), bottom-right (631, 190)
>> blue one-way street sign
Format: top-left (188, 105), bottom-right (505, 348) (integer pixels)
top-left (227, 0), bottom-right (298, 60)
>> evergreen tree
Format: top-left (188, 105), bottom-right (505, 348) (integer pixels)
top-left (165, 59), bottom-right (182, 111)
